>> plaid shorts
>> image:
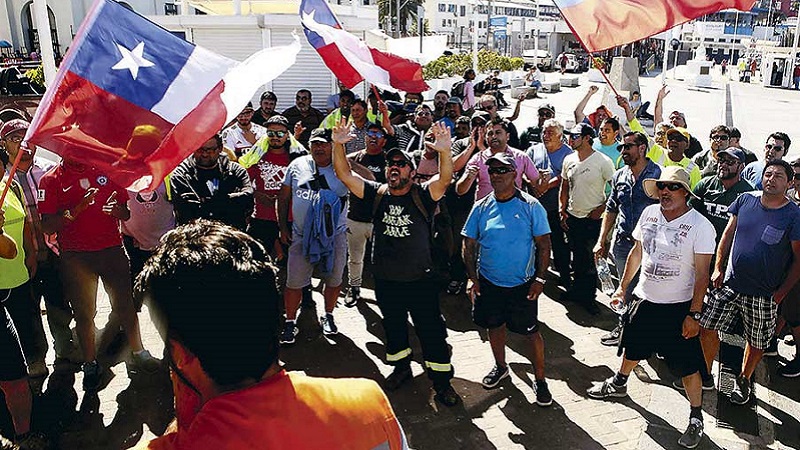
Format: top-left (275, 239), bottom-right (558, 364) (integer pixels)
top-left (699, 285), bottom-right (777, 350)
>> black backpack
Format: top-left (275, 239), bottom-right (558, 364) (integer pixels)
top-left (450, 80), bottom-right (466, 99)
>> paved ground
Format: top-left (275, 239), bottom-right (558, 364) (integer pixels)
top-left (5, 66), bottom-right (800, 449)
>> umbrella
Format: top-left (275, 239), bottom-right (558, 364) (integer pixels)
top-left (0, 40), bottom-right (12, 48)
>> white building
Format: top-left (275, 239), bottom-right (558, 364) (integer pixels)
top-left (0, 0), bottom-right (172, 57)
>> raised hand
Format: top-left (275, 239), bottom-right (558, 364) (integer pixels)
top-left (425, 122), bottom-right (452, 154)
top-left (331, 117), bottom-right (354, 144)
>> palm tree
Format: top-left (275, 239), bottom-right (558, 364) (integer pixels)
top-left (378, 0), bottom-right (425, 37)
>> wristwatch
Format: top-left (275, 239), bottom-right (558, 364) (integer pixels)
top-left (687, 311), bottom-right (702, 321)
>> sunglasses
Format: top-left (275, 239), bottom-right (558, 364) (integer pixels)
top-left (794, 172), bottom-right (800, 180)
top-left (667, 135), bottom-right (686, 142)
top-left (387, 159), bottom-right (410, 168)
top-left (717, 158), bottom-right (740, 166)
top-left (619, 143), bottom-right (639, 150)
top-left (568, 134), bottom-right (583, 140)
top-left (266, 130), bottom-right (288, 138)
top-left (655, 181), bottom-right (684, 191)
top-left (488, 166), bottom-right (514, 175)
top-left (710, 135), bottom-right (729, 141)
top-left (766, 144), bottom-right (784, 152)
top-left (416, 111), bottom-right (432, 117)
top-left (538, 111), bottom-right (554, 118)
top-left (366, 130), bottom-right (385, 138)
top-left (481, 104), bottom-right (496, 110)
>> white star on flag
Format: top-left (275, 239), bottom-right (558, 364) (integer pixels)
top-left (112, 42), bottom-right (155, 80)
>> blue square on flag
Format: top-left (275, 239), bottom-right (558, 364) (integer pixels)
top-left (69, 1), bottom-right (194, 110)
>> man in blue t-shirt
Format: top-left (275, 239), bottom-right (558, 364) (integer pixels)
top-left (462, 152), bottom-right (554, 407)
top-left (700, 160), bottom-right (800, 405)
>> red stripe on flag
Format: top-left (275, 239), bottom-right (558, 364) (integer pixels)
top-left (316, 43), bottom-right (364, 89)
top-left (558, 0), bottom-right (756, 52)
top-left (369, 49), bottom-right (430, 93)
top-left (147, 80), bottom-right (229, 186)
top-left (26, 70), bottom-right (173, 188)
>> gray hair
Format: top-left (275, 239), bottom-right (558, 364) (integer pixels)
top-left (542, 118), bottom-right (563, 135)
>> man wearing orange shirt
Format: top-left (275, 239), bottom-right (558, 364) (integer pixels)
top-left (136, 220), bottom-right (407, 450)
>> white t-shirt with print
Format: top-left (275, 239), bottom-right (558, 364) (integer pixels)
top-left (632, 205), bottom-right (716, 304)
top-left (561, 151), bottom-right (614, 218)
top-left (221, 123), bottom-right (267, 156)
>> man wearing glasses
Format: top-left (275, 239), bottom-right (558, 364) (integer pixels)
top-left (742, 132), bottom-right (792, 189)
top-left (462, 152), bottom-right (554, 407)
top-left (332, 121), bottom-right (462, 407)
top-left (387, 104), bottom-right (434, 154)
top-left (519, 103), bottom-right (555, 150)
top-left (221, 103), bottom-right (267, 160)
top-left (588, 166), bottom-right (716, 449)
top-left (170, 133), bottom-right (254, 231)
top-left (691, 125), bottom-right (732, 178)
top-left (651, 127), bottom-right (702, 189)
top-left (477, 95), bottom-right (520, 149)
top-left (238, 115), bottom-right (308, 258)
top-left (282, 89), bottom-right (326, 146)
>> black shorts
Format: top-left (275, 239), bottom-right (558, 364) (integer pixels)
top-left (473, 278), bottom-right (538, 335)
top-left (780, 281), bottom-right (800, 328)
top-left (247, 219), bottom-right (280, 251)
top-left (0, 291), bottom-right (27, 381)
top-left (621, 298), bottom-right (705, 378)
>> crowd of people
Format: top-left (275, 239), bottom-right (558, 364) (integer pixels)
top-left (0, 74), bottom-right (798, 449)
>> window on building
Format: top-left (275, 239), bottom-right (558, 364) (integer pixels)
top-left (448, 4), bottom-right (456, 12)
top-left (460, 5), bottom-right (466, 16)
top-left (438, 3), bottom-right (446, 12)
top-left (442, 19), bottom-right (447, 26)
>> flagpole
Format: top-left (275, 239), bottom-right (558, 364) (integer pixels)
top-left (472, 2), bottom-right (478, 72)
top-left (32, 0), bottom-right (57, 87)
top-left (0, 145), bottom-right (25, 207)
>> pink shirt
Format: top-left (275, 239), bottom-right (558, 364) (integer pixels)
top-left (466, 147), bottom-right (540, 201)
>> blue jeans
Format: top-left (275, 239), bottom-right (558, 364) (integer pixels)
top-left (530, 80), bottom-right (542, 89)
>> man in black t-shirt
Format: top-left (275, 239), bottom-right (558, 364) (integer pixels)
top-left (343, 123), bottom-right (387, 307)
top-left (332, 118), bottom-right (462, 407)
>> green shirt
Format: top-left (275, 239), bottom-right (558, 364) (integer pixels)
top-left (689, 176), bottom-right (754, 240)
top-left (0, 179), bottom-right (29, 289)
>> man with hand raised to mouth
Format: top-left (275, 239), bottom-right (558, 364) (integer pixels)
top-left (332, 118), bottom-right (461, 407)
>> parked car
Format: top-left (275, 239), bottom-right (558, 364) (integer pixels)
top-left (523, 49), bottom-right (552, 71)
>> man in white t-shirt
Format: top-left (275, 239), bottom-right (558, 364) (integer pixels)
top-left (221, 103), bottom-right (267, 159)
top-left (587, 166), bottom-right (716, 450)
top-left (559, 123), bottom-right (614, 314)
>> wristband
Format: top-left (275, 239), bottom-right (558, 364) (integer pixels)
top-left (63, 209), bottom-right (75, 221)
top-left (534, 277), bottom-right (546, 285)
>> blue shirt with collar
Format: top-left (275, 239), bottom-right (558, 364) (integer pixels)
top-left (606, 159), bottom-right (661, 240)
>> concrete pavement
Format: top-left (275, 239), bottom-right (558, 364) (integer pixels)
top-left (10, 68), bottom-right (800, 449)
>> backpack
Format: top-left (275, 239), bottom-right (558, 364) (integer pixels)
top-left (450, 80), bottom-right (466, 99)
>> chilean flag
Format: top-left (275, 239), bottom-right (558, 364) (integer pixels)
top-left (554, 0), bottom-right (756, 52)
top-left (300, 0), bottom-right (429, 93)
top-left (25, 0), bottom-right (300, 190)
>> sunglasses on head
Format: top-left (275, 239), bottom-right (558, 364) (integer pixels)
top-left (766, 143), bottom-right (784, 152)
top-left (488, 166), bottom-right (514, 175)
top-left (655, 181), bottom-right (684, 191)
top-left (366, 130), bottom-right (384, 138)
top-left (711, 135), bottom-right (729, 141)
top-left (266, 130), bottom-right (288, 138)
top-left (387, 159), bottom-right (410, 168)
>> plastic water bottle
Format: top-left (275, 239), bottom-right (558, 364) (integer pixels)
top-left (596, 258), bottom-right (616, 296)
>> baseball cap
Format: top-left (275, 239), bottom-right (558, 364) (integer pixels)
top-left (308, 128), bottom-right (332, 144)
top-left (486, 152), bottom-right (517, 169)
top-left (538, 103), bottom-right (555, 115)
top-left (241, 102), bottom-right (254, 112)
top-left (471, 110), bottom-right (490, 124)
top-left (643, 166), bottom-right (698, 200)
top-left (265, 115), bottom-right (290, 129)
top-left (567, 123), bottom-right (595, 139)
top-left (717, 147), bottom-right (746, 163)
top-left (666, 127), bottom-right (691, 142)
top-left (0, 119), bottom-right (29, 139)
top-left (385, 148), bottom-right (416, 170)
top-left (446, 96), bottom-right (462, 106)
